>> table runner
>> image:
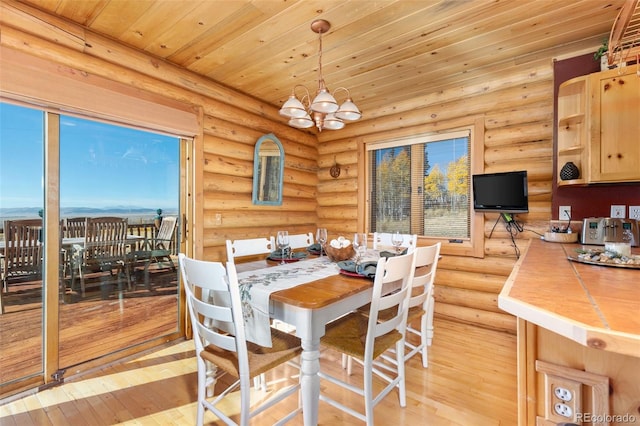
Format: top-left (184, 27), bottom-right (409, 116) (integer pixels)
top-left (236, 255), bottom-right (340, 347)
top-left (236, 250), bottom-right (381, 347)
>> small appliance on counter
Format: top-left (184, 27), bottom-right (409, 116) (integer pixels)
top-left (580, 217), bottom-right (639, 247)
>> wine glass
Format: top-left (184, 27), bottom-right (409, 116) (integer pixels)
top-left (276, 231), bottom-right (289, 265)
top-left (316, 228), bottom-right (327, 256)
top-left (353, 233), bottom-right (367, 268)
top-left (391, 231), bottom-right (404, 254)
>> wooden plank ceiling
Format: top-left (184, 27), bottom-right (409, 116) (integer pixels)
top-left (16, 0), bottom-right (626, 119)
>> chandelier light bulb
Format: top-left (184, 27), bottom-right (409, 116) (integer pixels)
top-left (288, 114), bottom-right (314, 129)
top-left (310, 89), bottom-right (339, 114)
top-left (335, 98), bottom-right (362, 121)
top-left (279, 95), bottom-right (307, 118)
top-left (323, 113), bottom-right (345, 130)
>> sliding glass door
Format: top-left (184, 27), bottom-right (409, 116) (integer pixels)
top-left (0, 103), bottom-right (45, 391)
top-left (58, 114), bottom-right (181, 370)
top-left (0, 101), bottom-right (186, 397)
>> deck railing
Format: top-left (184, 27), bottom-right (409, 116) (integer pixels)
top-left (0, 219), bottom-right (179, 255)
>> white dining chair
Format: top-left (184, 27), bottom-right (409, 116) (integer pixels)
top-left (372, 232), bottom-right (417, 252)
top-left (286, 232), bottom-right (314, 250)
top-left (383, 242), bottom-right (441, 368)
top-left (225, 237), bottom-right (275, 263)
top-left (225, 235), bottom-right (278, 390)
top-left (178, 254), bottom-right (302, 426)
top-left (318, 250), bottom-right (416, 425)
top-left (345, 242), bottom-right (442, 373)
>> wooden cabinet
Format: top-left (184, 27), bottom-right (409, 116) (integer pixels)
top-left (589, 67), bottom-right (640, 182)
top-left (557, 76), bottom-right (588, 185)
top-left (556, 67), bottom-right (640, 185)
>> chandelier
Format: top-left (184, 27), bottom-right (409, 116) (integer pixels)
top-left (279, 19), bottom-right (362, 132)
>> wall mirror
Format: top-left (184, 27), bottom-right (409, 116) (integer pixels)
top-left (252, 133), bottom-right (284, 205)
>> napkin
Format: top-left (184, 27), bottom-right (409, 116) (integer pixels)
top-left (379, 248), bottom-right (408, 258)
top-left (269, 250), bottom-right (307, 260)
top-left (336, 260), bottom-right (378, 278)
top-left (307, 243), bottom-right (322, 253)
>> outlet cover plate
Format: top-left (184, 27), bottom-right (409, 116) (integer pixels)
top-left (611, 205), bottom-right (626, 218)
top-left (559, 206), bottom-right (571, 220)
top-left (630, 206), bottom-right (640, 220)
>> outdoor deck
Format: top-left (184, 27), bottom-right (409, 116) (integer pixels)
top-left (0, 262), bottom-right (179, 391)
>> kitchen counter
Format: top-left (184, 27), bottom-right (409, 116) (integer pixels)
top-left (499, 238), bottom-right (640, 357)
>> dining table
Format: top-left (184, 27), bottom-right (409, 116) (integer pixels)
top-left (0, 234), bottom-right (145, 251)
top-left (235, 251), bottom-right (381, 426)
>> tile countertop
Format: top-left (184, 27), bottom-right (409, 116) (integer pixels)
top-left (498, 238), bottom-right (640, 358)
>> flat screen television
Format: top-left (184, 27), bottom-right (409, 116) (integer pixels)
top-left (472, 170), bottom-right (529, 213)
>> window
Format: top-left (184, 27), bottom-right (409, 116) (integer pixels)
top-left (365, 120), bottom-right (484, 257)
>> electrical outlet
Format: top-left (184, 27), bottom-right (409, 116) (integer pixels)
top-left (554, 386), bottom-right (573, 401)
top-left (630, 206), bottom-right (640, 220)
top-left (554, 403), bottom-right (573, 418)
top-left (536, 360), bottom-right (609, 426)
top-left (559, 206), bottom-right (571, 220)
top-left (611, 205), bottom-right (626, 218)
top-left (214, 213), bottom-right (222, 225)
top-left (548, 377), bottom-right (582, 422)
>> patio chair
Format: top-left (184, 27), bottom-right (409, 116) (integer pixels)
top-left (319, 250), bottom-right (416, 425)
top-left (132, 216), bottom-right (178, 288)
top-left (178, 254), bottom-right (302, 426)
top-left (63, 217), bottom-right (86, 238)
top-left (1, 219), bottom-right (43, 314)
top-left (70, 217), bottom-right (132, 297)
top-left (143, 216), bottom-right (177, 270)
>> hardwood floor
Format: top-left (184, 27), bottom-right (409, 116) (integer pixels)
top-left (0, 317), bottom-right (518, 425)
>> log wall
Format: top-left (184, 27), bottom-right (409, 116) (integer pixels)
top-left (1, 1), bottom-right (567, 334)
top-left (316, 60), bottom-right (557, 334)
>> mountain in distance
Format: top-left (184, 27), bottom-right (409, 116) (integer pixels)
top-left (0, 206), bottom-right (177, 222)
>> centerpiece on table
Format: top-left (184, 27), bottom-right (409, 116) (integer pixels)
top-left (324, 236), bottom-right (356, 262)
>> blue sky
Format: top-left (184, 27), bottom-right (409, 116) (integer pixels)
top-left (0, 102), bottom-right (179, 210)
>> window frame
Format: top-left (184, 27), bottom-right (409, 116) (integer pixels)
top-left (360, 117), bottom-right (485, 258)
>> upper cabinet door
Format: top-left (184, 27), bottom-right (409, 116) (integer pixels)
top-left (589, 67), bottom-right (640, 183)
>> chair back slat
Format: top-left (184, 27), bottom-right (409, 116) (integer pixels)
top-left (191, 296), bottom-right (237, 352)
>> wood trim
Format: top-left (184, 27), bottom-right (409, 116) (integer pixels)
top-left (360, 116), bottom-right (486, 257)
top-left (43, 112), bottom-right (60, 386)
